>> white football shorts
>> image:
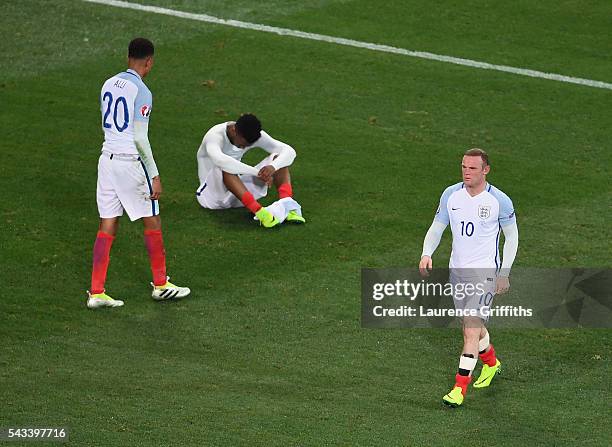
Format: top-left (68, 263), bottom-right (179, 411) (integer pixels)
top-left (96, 151), bottom-right (159, 221)
top-left (195, 154), bottom-right (275, 210)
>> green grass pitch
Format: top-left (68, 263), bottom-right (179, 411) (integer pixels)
top-left (0, 1), bottom-right (610, 445)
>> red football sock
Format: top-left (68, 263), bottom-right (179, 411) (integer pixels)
top-left (454, 374), bottom-right (472, 396)
top-left (480, 344), bottom-right (497, 367)
top-left (241, 191), bottom-right (262, 214)
top-left (278, 183), bottom-right (293, 199)
top-left (90, 231), bottom-right (114, 294)
top-left (144, 229), bottom-right (167, 286)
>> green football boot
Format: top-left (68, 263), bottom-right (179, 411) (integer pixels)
top-left (285, 210), bottom-right (306, 224)
top-left (255, 208), bottom-right (280, 228)
top-left (473, 360), bottom-right (502, 388)
top-left (442, 386), bottom-right (464, 408)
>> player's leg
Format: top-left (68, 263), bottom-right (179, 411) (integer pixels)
top-left (473, 326), bottom-right (502, 388)
top-left (89, 217), bottom-right (121, 308)
top-left (272, 166), bottom-right (305, 224)
top-left (142, 215), bottom-right (165, 287)
top-left (462, 318), bottom-right (481, 357)
top-left (196, 164), bottom-right (242, 209)
top-left (472, 283), bottom-right (502, 388)
top-left (99, 217), bottom-right (120, 236)
top-left (443, 316), bottom-right (480, 407)
top-left (141, 215), bottom-right (190, 300)
top-left (222, 171), bottom-right (249, 201)
top-left (110, 157), bottom-right (189, 300)
top-left (88, 218), bottom-right (123, 309)
top-left (273, 166), bottom-right (291, 196)
top-left (88, 154), bottom-right (125, 309)
top-left (222, 171), bottom-right (279, 228)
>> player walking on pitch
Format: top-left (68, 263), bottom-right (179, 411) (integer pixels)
top-left (196, 114), bottom-right (305, 227)
top-left (87, 38), bottom-right (190, 309)
top-left (419, 148), bottom-right (519, 407)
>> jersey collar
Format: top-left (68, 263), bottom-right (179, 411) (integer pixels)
top-left (125, 69), bottom-right (142, 80)
top-left (463, 182), bottom-right (490, 198)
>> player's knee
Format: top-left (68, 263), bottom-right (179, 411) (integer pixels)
top-left (274, 166), bottom-right (288, 176)
top-left (99, 217), bottom-right (119, 235)
top-left (462, 325), bottom-right (481, 342)
top-left (142, 215), bottom-right (162, 231)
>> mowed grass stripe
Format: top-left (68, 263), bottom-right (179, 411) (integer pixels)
top-left (83, 0), bottom-right (612, 91)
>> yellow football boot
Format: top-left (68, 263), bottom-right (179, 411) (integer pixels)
top-left (285, 210), bottom-right (306, 224)
top-left (442, 386), bottom-right (464, 408)
top-left (255, 208), bottom-right (280, 228)
top-left (473, 360), bottom-right (502, 388)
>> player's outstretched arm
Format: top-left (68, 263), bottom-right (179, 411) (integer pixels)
top-left (419, 220), bottom-right (447, 276)
top-left (496, 222), bottom-right (519, 294)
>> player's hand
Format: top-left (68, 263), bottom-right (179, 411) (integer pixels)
top-left (257, 165), bottom-right (276, 183)
top-left (495, 276), bottom-right (510, 295)
top-left (419, 256), bottom-right (433, 277)
top-left (151, 176), bottom-right (162, 200)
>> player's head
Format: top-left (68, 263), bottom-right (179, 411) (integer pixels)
top-left (234, 114), bottom-right (262, 147)
top-left (462, 148), bottom-right (490, 187)
top-left (127, 38), bottom-right (155, 77)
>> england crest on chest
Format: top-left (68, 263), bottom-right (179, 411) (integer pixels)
top-left (477, 204), bottom-right (491, 219)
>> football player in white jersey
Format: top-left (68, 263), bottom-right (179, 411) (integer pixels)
top-left (87, 38), bottom-right (190, 309)
top-left (419, 148), bottom-right (519, 407)
top-left (196, 114), bottom-right (305, 228)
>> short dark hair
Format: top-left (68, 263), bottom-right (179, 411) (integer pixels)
top-left (128, 38), bottom-right (154, 59)
top-left (235, 114), bottom-right (262, 144)
top-left (464, 148), bottom-right (489, 166)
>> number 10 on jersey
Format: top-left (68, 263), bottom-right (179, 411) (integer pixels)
top-left (460, 221), bottom-right (474, 237)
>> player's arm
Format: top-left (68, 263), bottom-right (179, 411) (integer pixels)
top-left (255, 131), bottom-right (297, 171)
top-left (133, 86), bottom-right (161, 199)
top-left (205, 135), bottom-right (259, 176)
top-left (134, 121), bottom-right (159, 177)
top-left (496, 194), bottom-right (518, 294)
top-left (419, 221), bottom-right (447, 276)
top-left (500, 223), bottom-right (519, 277)
top-left (134, 120), bottom-right (162, 200)
top-left (419, 188), bottom-right (452, 276)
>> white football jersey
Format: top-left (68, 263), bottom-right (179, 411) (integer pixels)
top-left (196, 122), bottom-right (295, 180)
top-left (99, 69), bottom-right (152, 155)
top-left (435, 182), bottom-right (516, 269)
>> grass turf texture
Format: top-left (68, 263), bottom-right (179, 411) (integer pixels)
top-left (1, 1), bottom-right (611, 445)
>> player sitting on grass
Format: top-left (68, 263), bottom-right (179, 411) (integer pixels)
top-left (195, 114), bottom-right (305, 228)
